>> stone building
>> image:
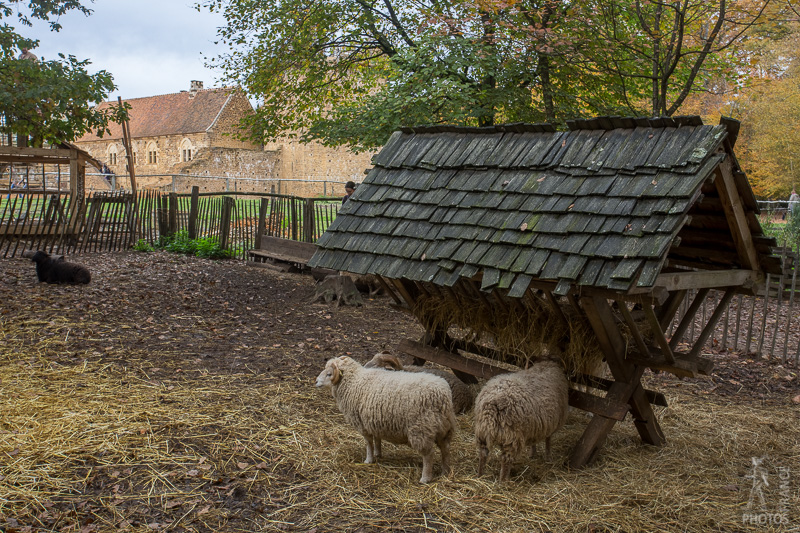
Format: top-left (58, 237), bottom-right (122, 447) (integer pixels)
top-left (75, 81), bottom-right (374, 196)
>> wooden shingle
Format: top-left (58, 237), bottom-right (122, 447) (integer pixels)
top-left (309, 115), bottom-right (781, 296)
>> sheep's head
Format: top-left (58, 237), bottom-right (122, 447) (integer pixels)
top-left (315, 356), bottom-right (354, 387)
top-left (30, 250), bottom-right (49, 264)
top-left (364, 351), bottom-right (403, 370)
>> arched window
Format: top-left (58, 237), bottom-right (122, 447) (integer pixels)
top-left (146, 141), bottom-right (158, 165)
top-left (107, 144), bottom-right (118, 166)
top-left (180, 138), bottom-right (194, 162)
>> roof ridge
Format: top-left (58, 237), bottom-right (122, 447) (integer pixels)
top-left (398, 115), bottom-right (705, 135)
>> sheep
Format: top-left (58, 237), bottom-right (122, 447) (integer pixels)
top-left (365, 352), bottom-right (474, 414)
top-left (315, 355), bottom-right (456, 483)
top-left (474, 358), bottom-right (568, 482)
top-left (29, 251), bottom-right (91, 284)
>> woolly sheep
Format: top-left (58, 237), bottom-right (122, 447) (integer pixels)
top-left (315, 355), bottom-right (456, 483)
top-left (30, 251), bottom-right (91, 284)
top-left (474, 359), bottom-right (568, 481)
top-left (365, 352), bottom-right (474, 414)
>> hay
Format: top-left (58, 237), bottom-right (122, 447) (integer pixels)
top-left (412, 289), bottom-right (605, 378)
top-left (2, 320), bottom-right (798, 531)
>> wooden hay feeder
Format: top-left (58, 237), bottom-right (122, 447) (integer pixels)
top-left (0, 142), bottom-right (102, 237)
top-left (308, 115), bottom-right (783, 467)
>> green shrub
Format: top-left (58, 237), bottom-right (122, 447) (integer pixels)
top-left (133, 239), bottom-right (155, 252)
top-left (149, 230), bottom-right (232, 259)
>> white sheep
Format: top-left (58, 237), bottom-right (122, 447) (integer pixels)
top-left (364, 352), bottom-right (474, 414)
top-left (474, 359), bottom-right (569, 481)
top-left (315, 355), bottom-right (456, 483)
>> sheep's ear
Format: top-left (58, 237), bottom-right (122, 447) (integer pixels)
top-left (330, 361), bottom-right (342, 385)
top-left (382, 354), bottom-right (403, 370)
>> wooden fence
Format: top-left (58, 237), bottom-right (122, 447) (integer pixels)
top-left (0, 187), bottom-right (342, 259)
top-left (1, 186), bottom-right (799, 363)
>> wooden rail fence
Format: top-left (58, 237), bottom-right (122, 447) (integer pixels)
top-left (1, 187), bottom-right (798, 364)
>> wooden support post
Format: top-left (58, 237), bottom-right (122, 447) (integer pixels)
top-left (255, 198), bottom-right (268, 252)
top-left (304, 197), bottom-right (315, 243)
top-left (570, 296), bottom-right (665, 468)
top-left (188, 186), bottom-right (199, 239)
top-left (219, 196), bottom-right (234, 250)
top-left (168, 192), bottom-right (178, 236)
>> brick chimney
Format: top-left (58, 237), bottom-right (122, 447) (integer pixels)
top-left (190, 80), bottom-right (203, 95)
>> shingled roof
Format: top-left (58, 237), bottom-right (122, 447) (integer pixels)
top-left (309, 116), bottom-right (779, 297)
top-left (77, 88), bottom-right (246, 141)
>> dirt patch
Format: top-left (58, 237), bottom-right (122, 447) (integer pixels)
top-left (0, 251), bottom-right (798, 532)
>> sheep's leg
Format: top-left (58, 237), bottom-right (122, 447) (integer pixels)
top-left (499, 445), bottom-right (515, 482)
top-left (419, 451), bottom-right (435, 484)
top-left (528, 443), bottom-right (536, 459)
top-left (438, 438), bottom-right (451, 477)
top-left (544, 436), bottom-right (552, 462)
top-left (477, 440), bottom-right (489, 477)
top-left (363, 434), bottom-right (376, 464)
top-left (373, 437), bottom-right (382, 459)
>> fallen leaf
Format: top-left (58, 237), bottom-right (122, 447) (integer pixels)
top-left (519, 222), bottom-right (528, 231)
top-left (793, 394), bottom-right (800, 404)
top-left (197, 505), bottom-right (211, 516)
top-left (237, 462), bottom-right (249, 470)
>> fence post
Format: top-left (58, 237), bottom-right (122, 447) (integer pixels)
top-left (157, 195), bottom-right (168, 238)
top-left (220, 196), bottom-right (234, 250)
top-left (255, 197), bottom-right (268, 250)
top-left (188, 186), bottom-right (199, 239)
top-left (304, 198), bottom-right (315, 242)
top-left (168, 192), bottom-right (178, 235)
top-left (291, 198), bottom-right (298, 241)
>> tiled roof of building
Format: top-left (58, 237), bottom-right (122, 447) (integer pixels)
top-left (77, 88), bottom-right (240, 141)
top-left (309, 115), bottom-right (780, 296)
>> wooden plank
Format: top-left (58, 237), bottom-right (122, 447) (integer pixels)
top-left (0, 146), bottom-right (73, 159)
top-left (396, 339), bottom-right (509, 379)
top-left (572, 373), bottom-right (668, 407)
top-left (656, 289), bottom-right (687, 329)
top-left (568, 389), bottom-right (629, 421)
top-left (257, 235), bottom-right (317, 262)
top-left (653, 269), bottom-right (758, 292)
top-left (714, 157), bottom-right (759, 270)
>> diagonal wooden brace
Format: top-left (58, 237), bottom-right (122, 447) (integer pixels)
top-left (570, 296), bottom-right (665, 468)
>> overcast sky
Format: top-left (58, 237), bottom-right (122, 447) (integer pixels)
top-left (21, 1), bottom-right (229, 101)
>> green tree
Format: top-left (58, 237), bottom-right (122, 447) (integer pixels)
top-left (573, 0), bottom-right (771, 116)
top-left (202, 0), bottom-right (639, 150)
top-left (0, 1), bottom-right (126, 145)
top-left (202, 0), bottom-right (771, 150)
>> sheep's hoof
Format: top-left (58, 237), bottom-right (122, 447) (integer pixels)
top-left (419, 475), bottom-right (433, 484)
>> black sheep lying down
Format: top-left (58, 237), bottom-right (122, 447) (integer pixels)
top-left (30, 251), bottom-right (91, 284)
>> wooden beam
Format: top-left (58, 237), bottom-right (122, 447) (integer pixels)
top-left (656, 289), bottom-right (687, 329)
top-left (653, 269), bottom-right (757, 292)
top-left (714, 156), bottom-right (760, 271)
top-left (572, 373), bottom-right (668, 407)
top-left (0, 146), bottom-right (73, 158)
top-left (668, 288), bottom-right (711, 350)
top-left (643, 303), bottom-right (676, 364)
top-left (571, 296), bottom-right (665, 467)
top-left (397, 339), bottom-right (509, 379)
top-left (568, 389), bottom-right (629, 421)
top-left (617, 301), bottom-right (651, 360)
top-left (688, 287), bottom-right (737, 359)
